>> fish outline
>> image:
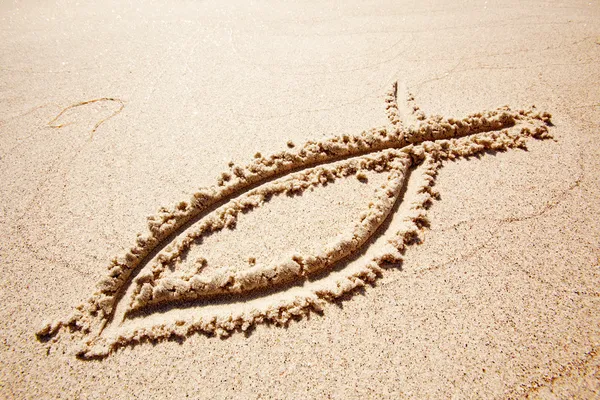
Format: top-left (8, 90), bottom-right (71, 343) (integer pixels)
top-left (36, 81), bottom-right (553, 358)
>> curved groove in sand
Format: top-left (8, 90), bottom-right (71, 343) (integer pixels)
top-left (48, 97), bottom-right (125, 137)
top-left (36, 81), bottom-right (553, 358)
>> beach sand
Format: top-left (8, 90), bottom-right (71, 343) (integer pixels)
top-left (1, 0), bottom-right (599, 398)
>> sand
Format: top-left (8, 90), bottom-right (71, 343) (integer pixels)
top-left (1, 0), bottom-right (599, 398)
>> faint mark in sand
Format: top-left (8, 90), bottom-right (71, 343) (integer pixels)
top-left (0, 103), bottom-right (52, 128)
top-left (36, 81), bottom-right (552, 358)
top-left (48, 98), bottom-right (125, 138)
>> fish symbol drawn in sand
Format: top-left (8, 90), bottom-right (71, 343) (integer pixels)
top-left (37, 81), bottom-right (553, 358)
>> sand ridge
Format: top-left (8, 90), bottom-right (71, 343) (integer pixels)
top-left (36, 81), bottom-right (552, 358)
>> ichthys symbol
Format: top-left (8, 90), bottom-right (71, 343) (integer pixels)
top-left (36, 81), bottom-right (552, 358)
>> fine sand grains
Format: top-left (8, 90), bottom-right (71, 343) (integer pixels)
top-left (36, 82), bottom-right (552, 358)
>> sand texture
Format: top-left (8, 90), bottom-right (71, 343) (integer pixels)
top-left (1, 0), bottom-right (600, 398)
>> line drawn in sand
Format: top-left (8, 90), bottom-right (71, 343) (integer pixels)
top-left (48, 97), bottom-right (125, 138)
top-left (36, 81), bottom-right (553, 358)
